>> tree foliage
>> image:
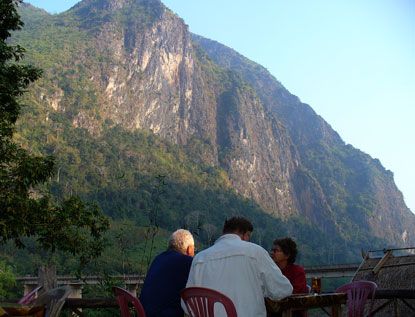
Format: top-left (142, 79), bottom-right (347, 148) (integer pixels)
top-left (0, 0), bottom-right (109, 265)
top-left (0, 260), bottom-right (17, 297)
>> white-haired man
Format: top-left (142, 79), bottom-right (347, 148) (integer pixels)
top-left (140, 229), bottom-right (195, 317)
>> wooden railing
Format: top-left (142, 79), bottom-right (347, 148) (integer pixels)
top-left (16, 263), bottom-right (360, 287)
top-left (372, 289), bottom-right (415, 316)
top-left (17, 275), bottom-right (145, 297)
top-left (2, 289), bottom-right (415, 316)
top-left (15, 264), bottom-right (360, 300)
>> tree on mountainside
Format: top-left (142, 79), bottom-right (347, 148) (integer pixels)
top-left (0, 0), bottom-right (109, 265)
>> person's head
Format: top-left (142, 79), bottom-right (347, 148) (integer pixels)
top-left (270, 237), bottom-right (298, 268)
top-left (168, 229), bottom-right (195, 257)
top-left (222, 216), bottom-right (253, 241)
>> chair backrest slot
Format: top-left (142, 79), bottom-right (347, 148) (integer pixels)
top-left (181, 287), bottom-right (237, 317)
top-left (336, 280), bottom-right (377, 317)
top-left (112, 286), bottom-right (146, 317)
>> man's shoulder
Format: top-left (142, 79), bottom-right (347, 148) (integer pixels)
top-left (167, 250), bottom-right (193, 260)
top-left (148, 251), bottom-right (192, 275)
top-left (156, 250), bottom-right (192, 263)
top-left (245, 241), bottom-right (267, 251)
top-left (234, 239), bottom-right (268, 254)
top-left (193, 239), bottom-right (268, 263)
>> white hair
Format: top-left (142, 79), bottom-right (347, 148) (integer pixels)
top-left (168, 229), bottom-right (194, 253)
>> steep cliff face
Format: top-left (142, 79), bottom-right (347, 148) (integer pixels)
top-left (214, 78), bottom-right (300, 216)
top-left (191, 34), bottom-right (415, 246)
top-left (68, 0), bottom-right (206, 143)
top-left (15, 0), bottom-right (415, 247)
top-left (19, 0), bottom-right (315, 218)
top-left (69, 0), bottom-right (307, 216)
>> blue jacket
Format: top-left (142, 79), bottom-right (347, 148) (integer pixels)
top-left (140, 250), bottom-right (193, 317)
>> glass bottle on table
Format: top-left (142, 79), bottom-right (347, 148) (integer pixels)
top-left (311, 277), bottom-right (322, 294)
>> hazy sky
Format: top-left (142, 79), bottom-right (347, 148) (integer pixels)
top-left (26, 0), bottom-right (415, 213)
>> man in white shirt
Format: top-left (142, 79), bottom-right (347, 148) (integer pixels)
top-left (184, 216), bottom-right (293, 317)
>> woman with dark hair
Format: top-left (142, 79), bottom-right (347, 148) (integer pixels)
top-left (270, 238), bottom-right (307, 317)
top-left (270, 237), bottom-right (307, 294)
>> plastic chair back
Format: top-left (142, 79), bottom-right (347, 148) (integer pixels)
top-left (18, 286), bottom-right (43, 305)
top-left (112, 286), bottom-right (146, 317)
top-left (180, 287), bottom-right (237, 317)
top-left (33, 286), bottom-right (72, 317)
top-left (336, 280), bottom-right (377, 317)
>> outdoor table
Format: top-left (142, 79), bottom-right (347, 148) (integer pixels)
top-left (0, 306), bottom-right (45, 316)
top-left (266, 292), bottom-right (347, 317)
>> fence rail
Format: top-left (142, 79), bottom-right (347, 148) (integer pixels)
top-left (16, 263), bottom-right (361, 288)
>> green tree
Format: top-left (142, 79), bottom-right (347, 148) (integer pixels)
top-left (0, 0), bottom-right (109, 266)
top-left (0, 260), bottom-right (17, 297)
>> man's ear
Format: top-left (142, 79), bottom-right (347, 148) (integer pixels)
top-left (241, 231), bottom-right (251, 242)
top-left (186, 245), bottom-right (195, 257)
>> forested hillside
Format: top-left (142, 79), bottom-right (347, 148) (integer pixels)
top-left (2, 0), bottom-right (414, 278)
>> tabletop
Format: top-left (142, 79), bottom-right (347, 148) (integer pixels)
top-left (0, 306), bottom-right (45, 317)
top-left (266, 293), bottom-right (347, 317)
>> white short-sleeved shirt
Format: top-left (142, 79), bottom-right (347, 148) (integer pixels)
top-left (184, 234), bottom-right (293, 317)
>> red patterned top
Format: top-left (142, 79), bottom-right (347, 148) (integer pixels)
top-left (281, 263), bottom-right (307, 294)
top-left (281, 263), bottom-right (307, 317)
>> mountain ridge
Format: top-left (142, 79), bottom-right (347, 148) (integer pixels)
top-left (190, 33), bottom-right (415, 245)
top-left (12, 0), bottom-right (415, 251)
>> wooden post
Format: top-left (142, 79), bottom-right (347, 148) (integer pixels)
top-left (394, 298), bottom-right (400, 317)
top-left (68, 283), bottom-right (83, 316)
top-left (126, 283), bottom-right (138, 297)
top-left (331, 304), bottom-right (342, 317)
top-left (68, 283), bottom-right (83, 299)
top-left (23, 284), bottom-right (38, 296)
top-left (372, 250), bottom-right (393, 275)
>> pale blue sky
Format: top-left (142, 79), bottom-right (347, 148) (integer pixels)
top-left (26, 0), bottom-right (415, 214)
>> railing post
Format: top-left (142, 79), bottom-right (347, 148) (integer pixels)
top-left (23, 284), bottom-right (38, 296)
top-left (68, 283), bottom-right (83, 299)
top-left (67, 283), bottom-right (83, 316)
top-left (125, 283), bottom-right (138, 297)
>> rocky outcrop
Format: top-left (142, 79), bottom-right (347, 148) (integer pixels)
top-left (17, 0), bottom-right (415, 247)
top-left (64, 0), bottom-right (308, 217)
top-left (191, 34), bottom-right (415, 246)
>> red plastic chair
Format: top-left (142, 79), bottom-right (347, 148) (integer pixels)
top-left (335, 280), bottom-right (377, 317)
top-left (18, 285), bottom-right (42, 305)
top-left (112, 286), bottom-right (146, 317)
top-left (180, 287), bottom-right (237, 317)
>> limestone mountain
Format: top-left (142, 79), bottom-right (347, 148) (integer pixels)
top-left (191, 34), bottom-right (415, 247)
top-left (13, 0), bottom-right (415, 256)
